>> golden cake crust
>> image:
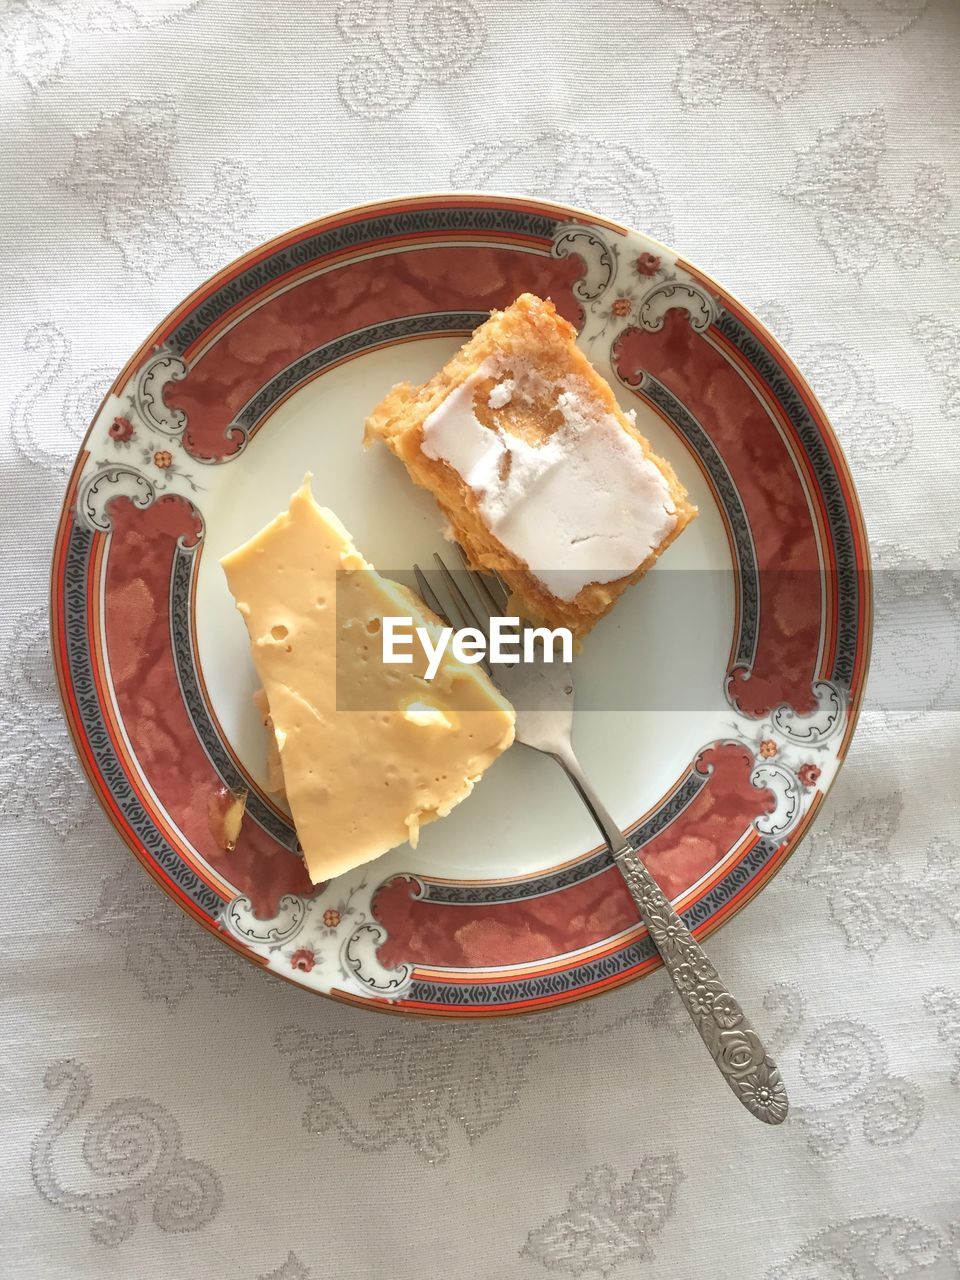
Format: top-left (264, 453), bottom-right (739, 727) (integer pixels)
top-left (364, 293), bottom-right (697, 640)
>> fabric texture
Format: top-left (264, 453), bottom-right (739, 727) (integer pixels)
top-left (1, 2), bottom-right (959, 1277)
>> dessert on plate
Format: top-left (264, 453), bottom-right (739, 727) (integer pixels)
top-left (222, 294), bottom-right (695, 879)
top-left (221, 478), bottom-right (515, 883)
top-left (364, 293), bottom-right (696, 641)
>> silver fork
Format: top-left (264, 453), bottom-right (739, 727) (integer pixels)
top-left (416, 550), bottom-right (789, 1126)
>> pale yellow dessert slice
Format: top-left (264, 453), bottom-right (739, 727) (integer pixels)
top-left (221, 477), bottom-right (515, 884)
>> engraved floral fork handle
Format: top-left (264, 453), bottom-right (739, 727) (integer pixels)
top-left (552, 741), bottom-right (789, 1125)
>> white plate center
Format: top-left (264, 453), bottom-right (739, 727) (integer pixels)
top-left (194, 338), bottom-right (734, 881)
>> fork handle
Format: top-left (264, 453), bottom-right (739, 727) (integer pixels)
top-left (550, 746), bottom-right (789, 1125)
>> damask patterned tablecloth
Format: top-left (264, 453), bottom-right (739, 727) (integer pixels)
top-left (2, 3), bottom-right (959, 1278)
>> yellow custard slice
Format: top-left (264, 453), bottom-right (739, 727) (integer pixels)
top-left (221, 477), bottom-right (515, 884)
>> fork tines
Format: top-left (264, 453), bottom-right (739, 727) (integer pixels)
top-left (414, 547), bottom-right (509, 637)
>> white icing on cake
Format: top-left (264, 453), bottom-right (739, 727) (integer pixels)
top-left (421, 365), bottom-right (678, 602)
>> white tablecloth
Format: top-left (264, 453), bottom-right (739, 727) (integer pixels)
top-left (2, 3), bottom-right (959, 1277)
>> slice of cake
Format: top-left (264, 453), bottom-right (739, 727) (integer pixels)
top-left (364, 293), bottom-right (697, 640)
top-left (222, 478), bottom-right (515, 884)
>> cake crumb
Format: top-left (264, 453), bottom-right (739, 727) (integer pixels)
top-left (488, 379), bottom-right (515, 410)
